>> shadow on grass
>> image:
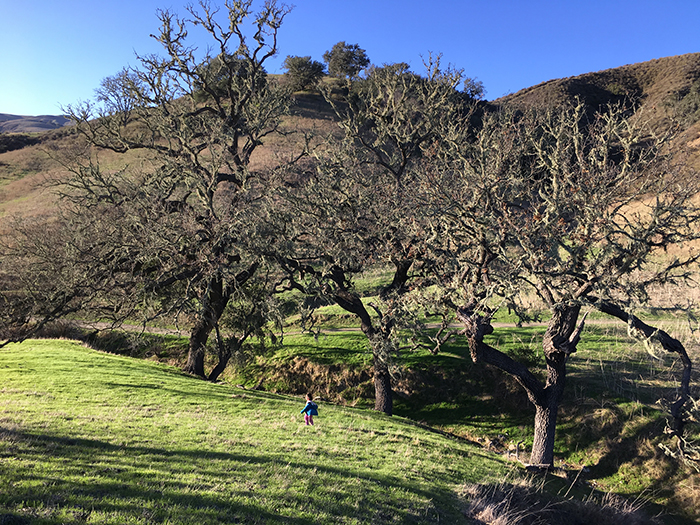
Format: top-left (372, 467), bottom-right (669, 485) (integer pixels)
top-left (0, 426), bottom-right (468, 524)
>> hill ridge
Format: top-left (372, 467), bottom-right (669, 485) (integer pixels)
top-left (496, 52), bottom-right (700, 108)
top-left (0, 113), bottom-right (72, 133)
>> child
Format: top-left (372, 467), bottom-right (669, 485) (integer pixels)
top-left (300, 393), bottom-right (318, 425)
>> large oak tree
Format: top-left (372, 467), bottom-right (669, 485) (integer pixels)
top-left (274, 60), bottom-right (475, 414)
top-left (1, 0), bottom-right (298, 381)
top-left (426, 100), bottom-right (700, 466)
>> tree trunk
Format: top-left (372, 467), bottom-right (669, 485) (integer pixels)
top-left (332, 287), bottom-right (395, 415)
top-left (530, 304), bottom-right (583, 466)
top-left (184, 320), bottom-right (210, 377)
top-left (208, 337), bottom-right (241, 382)
top-left (530, 403), bottom-right (559, 466)
top-left (458, 302), bottom-right (585, 468)
top-left (183, 276), bottom-right (227, 378)
top-left (529, 357), bottom-right (567, 466)
top-left (373, 352), bottom-right (393, 415)
top-left (207, 350), bottom-right (231, 382)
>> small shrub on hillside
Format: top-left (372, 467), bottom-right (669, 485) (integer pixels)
top-left (666, 77), bottom-right (700, 127)
top-left (0, 133), bottom-right (40, 154)
top-left (283, 55), bottom-right (325, 92)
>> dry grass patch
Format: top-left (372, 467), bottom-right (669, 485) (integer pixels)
top-left (460, 477), bottom-right (662, 525)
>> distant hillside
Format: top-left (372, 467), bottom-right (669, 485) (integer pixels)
top-left (495, 52), bottom-right (700, 109)
top-left (0, 113), bottom-right (72, 133)
top-left (493, 52), bottom-right (700, 168)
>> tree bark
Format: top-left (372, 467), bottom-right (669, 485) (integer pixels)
top-left (185, 320), bottom-right (210, 377)
top-left (334, 288), bottom-right (394, 415)
top-left (183, 263), bottom-right (259, 379)
top-left (373, 352), bottom-right (393, 415)
top-left (183, 276), bottom-right (227, 378)
top-left (529, 305), bottom-right (584, 466)
top-left (207, 339), bottom-right (238, 382)
top-left (529, 348), bottom-right (568, 466)
top-left (531, 404), bottom-right (559, 466)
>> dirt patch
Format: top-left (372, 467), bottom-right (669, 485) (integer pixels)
top-left (254, 356), bottom-right (373, 405)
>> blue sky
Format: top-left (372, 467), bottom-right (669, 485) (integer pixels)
top-left (1, 0), bottom-right (699, 116)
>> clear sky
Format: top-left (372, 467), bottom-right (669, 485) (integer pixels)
top-left (1, 0), bottom-right (699, 116)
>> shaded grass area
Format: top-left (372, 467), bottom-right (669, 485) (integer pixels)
top-left (0, 339), bottom-right (515, 524)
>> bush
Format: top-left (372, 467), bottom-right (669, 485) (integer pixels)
top-left (282, 55), bottom-right (325, 92)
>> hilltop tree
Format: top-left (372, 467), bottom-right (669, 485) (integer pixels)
top-left (323, 41), bottom-right (369, 80)
top-left (1, 0), bottom-right (297, 381)
top-left (424, 100), bottom-right (700, 466)
top-left (192, 51), bottom-right (269, 101)
top-left (282, 55), bottom-right (325, 91)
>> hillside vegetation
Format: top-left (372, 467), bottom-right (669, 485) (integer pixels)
top-left (495, 52), bottom-right (700, 168)
top-left (3, 54), bottom-right (700, 219)
top-left (0, 114), bottom-right (72, 134)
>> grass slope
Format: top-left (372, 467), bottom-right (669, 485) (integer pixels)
top-left (225, 322), bottom-right (700, 524)
top-left (0, 339), bottom-right (514, 524)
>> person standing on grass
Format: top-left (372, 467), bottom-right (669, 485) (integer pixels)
top-left (300, 393), bottom-right (318, 425)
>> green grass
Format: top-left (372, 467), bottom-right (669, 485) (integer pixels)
top-left (228, 321), bottom-right (700, 523)
top-left (7, 311), bottom-right (698, 523)
top-left (0, 339), bottom-right (515, 524)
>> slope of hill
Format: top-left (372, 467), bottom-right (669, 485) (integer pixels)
top-left (0, 113), bottom-right (72, 133)
top-left (0, 339), bottom-right (673, 524)
top-left (494, 53), bottom-right (700, 168)
top-left (495, 53), bottom-right (700, 110)
top-left (2, 56), bottom-right (700, 524)
top-left (0, 339), bottom-right (508, 524)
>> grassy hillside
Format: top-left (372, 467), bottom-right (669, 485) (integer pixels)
top-left (0, 114), bottom-right (72, 134)
top-left (0, 339), bottom-right (513, 524)
top-left (220, 318), bottom-right (700, 520)
top-left (3, 55), bottom-right (700, 524)
top-left (494, 52), bottom-right (700, 168)
top-left (1, 339), bottom-right (685, 524)
top-left (496, 53), bottom-right (700, 109)
top-left (3, 54), bottom-right (700, 221)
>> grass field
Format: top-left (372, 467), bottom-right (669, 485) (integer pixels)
top-left (0, 339), bottom-right (519, 524)
top-left (222, 319), bottom-right (700, 524)
top-left (2, 328), bottom-right (699, 523)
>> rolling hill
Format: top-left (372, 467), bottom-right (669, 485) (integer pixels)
top-left (2, 54), bottom-right (700, 523)
top-left (492, 52), bottom-right (700, 168)
top-left (0, 113), bottom-right (72, 133)
top-left (0, 339), bottom-right (675, 524)
top-left (496, 52), bottom-right (700, 109)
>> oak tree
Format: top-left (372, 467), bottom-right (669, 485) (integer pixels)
top-left (322, 41), bottom-right (370, 80)
top-left (1, 0), bottom-right (297, 382)
top-left (282, 55), bottom-right (326, 92)
top-left (426, 100), bottom-right (700, 466)
top-left (275, 60), bottom-right (470, 414)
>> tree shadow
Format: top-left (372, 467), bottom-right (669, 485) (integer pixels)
top-left (0, 426), bottom-right (468, 524)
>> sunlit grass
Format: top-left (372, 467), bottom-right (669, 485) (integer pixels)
top-left (231, 320), bottom-right (700, 523)
top-left (0, 339), bottom-right (513, 524)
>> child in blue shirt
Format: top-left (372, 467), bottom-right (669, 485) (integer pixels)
top-left (300, 393), bottom-right (319, 425)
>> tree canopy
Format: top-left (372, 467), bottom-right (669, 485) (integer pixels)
top-left (282, 55), bottom-right (325, 91)
top-left (272, 59), bottom-right (475, 414)
top-left (323, 41), bottom-right (370, 79)
top-left (1, 0), bottom-right (297, 383)
top-left (420, 100), bottom-right (700, 465)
